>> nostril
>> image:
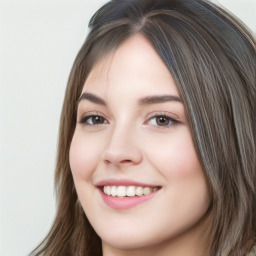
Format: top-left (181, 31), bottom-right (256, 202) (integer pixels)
top-left (104, 159), bottom-right (111, 164)
top-left (104, 159), bottom-right (134, 165)
top-left (120, 159), bottom-right (132, 164)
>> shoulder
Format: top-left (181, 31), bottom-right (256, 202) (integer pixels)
top-left (247, 244), bottom-right (256, 256)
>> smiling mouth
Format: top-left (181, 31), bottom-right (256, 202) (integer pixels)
top-left (101, 185), bottom-right (161, 198)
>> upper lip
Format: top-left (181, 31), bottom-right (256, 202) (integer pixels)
top-left (95, 179), bottom-right (160, 188)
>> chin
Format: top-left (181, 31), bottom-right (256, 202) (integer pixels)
top-left (102, 234), bottom-right (156, 251)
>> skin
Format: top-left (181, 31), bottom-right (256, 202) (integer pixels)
top-left (69, 34), bottom-right (211, 256)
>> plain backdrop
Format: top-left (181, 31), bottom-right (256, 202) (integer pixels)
top-left (0, 0), bottom-right (255, 255)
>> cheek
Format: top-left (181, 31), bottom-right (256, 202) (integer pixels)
top-left (69, 131), bottom-right (100, 180)
top-left (147, 127), bottom-right (201, 176)
top-left (145, 127), bottom-right (209, 205)
top-left (145, 129), bottom-right (210, 228)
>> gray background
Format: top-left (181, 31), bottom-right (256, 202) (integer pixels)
top-left (0, 0), bottom-right (255, 255)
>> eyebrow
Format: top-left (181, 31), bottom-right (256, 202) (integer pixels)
top-left (78, 93), bottom-right (107, 106)
top-left (78, 92), bottom-right (182, 106)
top-left (138, 95), bottom-right (182, 105)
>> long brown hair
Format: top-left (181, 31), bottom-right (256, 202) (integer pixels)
top-left (31, 0), bottom-right (256, 255)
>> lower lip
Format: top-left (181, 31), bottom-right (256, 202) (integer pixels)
top-left (98, 188), bottom-right (159, 210)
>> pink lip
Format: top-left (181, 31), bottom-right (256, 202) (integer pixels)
top-left (96, 179), bottom-right (160, 210)
top-left (96, 178), bottom-right (158, 187)
top-left (98, 189), bottom-right (159, 210)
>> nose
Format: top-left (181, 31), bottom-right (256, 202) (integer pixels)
top-left (102, 125), bottom-right (143, 167)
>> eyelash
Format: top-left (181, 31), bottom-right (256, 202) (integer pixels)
top-left (145, 114), bottom-right (180, 128)
top-left (79, 114), bottom-right (108, 126)
top-left (79, 113), bottom-right (180, 128)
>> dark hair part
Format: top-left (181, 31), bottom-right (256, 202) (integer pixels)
top-left (31, 0), bottom-right (256, 255)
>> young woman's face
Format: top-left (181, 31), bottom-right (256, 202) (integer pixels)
top-left (70, 34), bottom-right (211, 255)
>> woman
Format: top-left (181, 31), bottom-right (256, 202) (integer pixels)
top-left (31, 0), bottom-right (256, 255)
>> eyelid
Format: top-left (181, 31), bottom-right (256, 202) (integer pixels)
top-left (146, 111), bottom-right (180, 120)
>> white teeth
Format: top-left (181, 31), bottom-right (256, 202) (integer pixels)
top-left (106, 186), bottom-right (111, 195)
top-left (110, 186), bottom-right (117, 196)
top-left (103, 185), bottom-right (159, 197)
top-left (143, 187), bottom-right (151, 195)
top-left (127, 186), bottom-right (136, 197)
top-left (117, 186), bottom-right (126, 197)
top-left (135, 186), bottom-right (143, 196)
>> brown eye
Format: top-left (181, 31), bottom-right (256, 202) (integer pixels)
top-left (91, 116), bottom-right (105, 124)
top-left (80, 115), bottom-right (107, 125)
top-left (147, 115), bottom-right (179, 128)
top-left (155, 116), bottom-right (171, 126)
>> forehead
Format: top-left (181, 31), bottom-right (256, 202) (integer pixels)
top-left (83, 34), bottom-right (179, 97)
